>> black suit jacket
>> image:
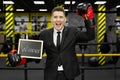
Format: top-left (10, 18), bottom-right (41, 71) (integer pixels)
top-left (38, 21), bottom-right (95, 80)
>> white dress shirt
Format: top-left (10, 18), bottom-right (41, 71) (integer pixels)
top-left (53, 27), bottom-right (64, 71)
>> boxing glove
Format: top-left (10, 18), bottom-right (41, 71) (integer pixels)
top-left (8, 50), bottom-right (27, 67)
top-left (88, 57), bottom-right (99, 66)
top-left (76, 3), bottom-right (95, 28)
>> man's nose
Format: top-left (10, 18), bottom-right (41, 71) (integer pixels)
top-left (56, 17), bottom-right (60, 21)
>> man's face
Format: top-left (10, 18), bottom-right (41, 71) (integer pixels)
top-left (51, 11), bottom-right (66, 31)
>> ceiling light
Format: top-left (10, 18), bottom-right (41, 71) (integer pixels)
top-left (116, 19), bottom-right (120, 21)
top-left (3, 1), bottom-right (14, 4)
top-left (39, 9), bottom-right (47, 11)
top-left (65, 1), bottom-right (75, 4)
top-left (64, 9), bottom-right (69, 11)
top-left (116, 5), bottom-right (120, 8)
top-left (72, 1), bottom-right (75, 4)
top-left (34, 1), bottom-right (45, 4)
top-left (16, 9), bottom-right (24, 11)
top-left (94, 1), bottom-right (106, 4)
top-left (65, 1), bottom-right (70, 4)
top-left (0, 9), bottom-right (1, 11)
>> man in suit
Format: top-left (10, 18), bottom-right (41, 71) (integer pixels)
top-left (8, 3), bottom-right (95, 80)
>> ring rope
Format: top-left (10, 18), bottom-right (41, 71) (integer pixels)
top-left (0, 53), bottom-right (120, 58)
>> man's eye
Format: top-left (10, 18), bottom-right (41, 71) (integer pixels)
top-left (54, 16), bottom-right (57, 18)
top-left (60, 16), bottom-right (63, 18)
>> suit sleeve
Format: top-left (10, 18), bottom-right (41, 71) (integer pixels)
top-left (75, 21), bottom-right (95, 42)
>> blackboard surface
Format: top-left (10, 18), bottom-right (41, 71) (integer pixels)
top-left (18, 39), bottom-right (43, 59)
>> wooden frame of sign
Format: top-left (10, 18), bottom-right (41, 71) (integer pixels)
top-left (18, 39), bottom-right (43, 59)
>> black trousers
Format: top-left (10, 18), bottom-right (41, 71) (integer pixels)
top-left (57, 71), bottom-right (74, 80)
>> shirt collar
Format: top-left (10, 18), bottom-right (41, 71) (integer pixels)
top-left (54, 27), bottom-right (64, 33)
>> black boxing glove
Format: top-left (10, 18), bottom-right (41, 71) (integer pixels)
top-left (76, 3), bottom-right (95, 28)
top-left (8, 50), bottom-right (21, 66)
top-left (8, 50), bottom-right (27, 67)
top-left (76, 3), bottom-right (91, 15)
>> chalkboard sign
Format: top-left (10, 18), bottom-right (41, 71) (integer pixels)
top-left (18, 39), bottom-right (43, 59)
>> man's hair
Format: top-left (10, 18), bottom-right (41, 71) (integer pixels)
top-left (51, 7), bottom-right (65, 16)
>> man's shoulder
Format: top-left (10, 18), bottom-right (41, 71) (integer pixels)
top-left (65, 26), bottom-right (77, 31)
top-left (43, 28), bottom-right (53, 32)
top-left (40, 28), bottom-right (53, 34)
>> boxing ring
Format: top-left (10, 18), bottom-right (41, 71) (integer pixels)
top-left (0, 42), bottom-right (120, 80)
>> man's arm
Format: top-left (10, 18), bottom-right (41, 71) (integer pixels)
top-left (76, 2), bottom-right (96, 41)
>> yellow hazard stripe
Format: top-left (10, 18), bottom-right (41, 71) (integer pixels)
top-left (6, 13), bottom-right (13, 21)
top-left (5, 4), bottom-right (14, 37)
top-left (97, 4), bottom-right (106, 65)
top-left (6, 4), bottom-right (13, 11)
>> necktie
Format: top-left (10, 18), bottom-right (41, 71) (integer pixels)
top-left (57, 32), bottom-right (62, 66)
top-left (57, 32), bottom-right (61, 50)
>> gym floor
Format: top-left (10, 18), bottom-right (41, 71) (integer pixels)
top-left (0, 57), bottom-right (120, 80)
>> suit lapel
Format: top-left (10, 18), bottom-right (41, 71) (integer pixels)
top-left (49, 28), bottom-right (56, 48)
top-left (61, 27), bottom-right (68, 49)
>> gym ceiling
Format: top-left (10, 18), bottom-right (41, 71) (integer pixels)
top-left (0, 0), bottom-right (120, 13)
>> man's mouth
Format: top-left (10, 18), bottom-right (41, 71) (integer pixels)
top-left (56, 23), bottom-right (61, 27)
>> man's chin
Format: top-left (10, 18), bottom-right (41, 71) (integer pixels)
top-left (55, 27), bottom-right (62, 30)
